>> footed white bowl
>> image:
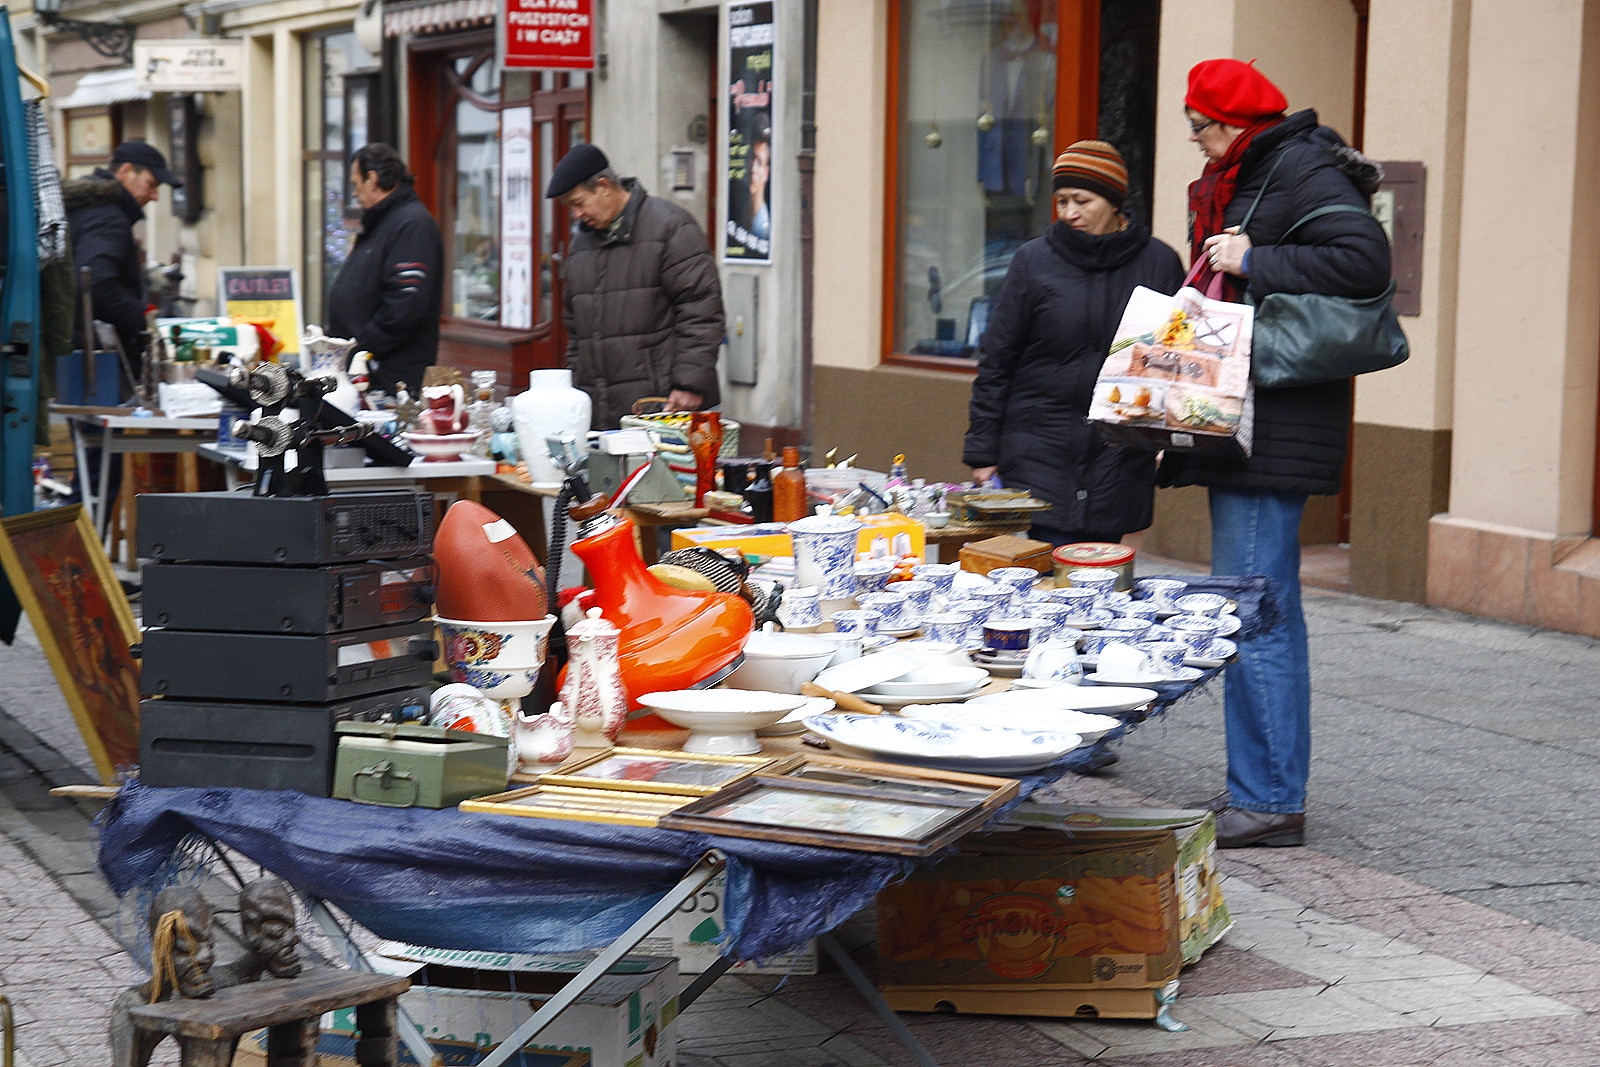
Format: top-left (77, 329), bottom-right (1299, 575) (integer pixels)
top-left (402, 431), bottom-right (478, 461)
top-left (724, 631), bottom-right (837, 693)
top-left (637, 689), bottom-right (809, 754)
top-left (436, 615), bottom-right (556, 669)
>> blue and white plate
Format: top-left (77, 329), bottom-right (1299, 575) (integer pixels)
top-left (1212, 614), bottom-right (1242, 638)
top-left (1185, 638), bottom-right (1238, 669)
top-left (1083, 666), bottom-right (1203, 686)
top-left (802, 713), bottom-right (1082, 775)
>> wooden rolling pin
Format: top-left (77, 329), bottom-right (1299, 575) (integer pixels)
top-left (801, 682), bottom-right (882, 715)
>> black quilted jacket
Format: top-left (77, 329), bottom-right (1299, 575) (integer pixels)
top-left (1159, 109), bottom-right (1392, 496)
top-left (64, 172), bottom-right (147, 369)
top-left (562, 180), bottom-right (724, 429)
top-left (963, 217), bottom-right (1185, 536)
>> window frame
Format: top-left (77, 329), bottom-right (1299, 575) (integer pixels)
top-left (879, 0), bottom-right (1102, 372)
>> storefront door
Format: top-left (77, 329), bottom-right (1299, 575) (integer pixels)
top-left (408, 29), bottom-right (590, 387)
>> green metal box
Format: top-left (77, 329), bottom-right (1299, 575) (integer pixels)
top-left (332, 722), bottom-right (508, 809)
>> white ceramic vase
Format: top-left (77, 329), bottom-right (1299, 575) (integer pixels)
top-left (513, 369), bottom-right (592, 487)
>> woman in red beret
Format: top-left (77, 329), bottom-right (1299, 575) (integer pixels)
top-left (1162, 59), bottom-right (1391, 849)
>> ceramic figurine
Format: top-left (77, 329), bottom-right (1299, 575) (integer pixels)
top-left (562, 608), bottom-right (630, 748)
top-left (514, 701), bottom-right (575, 769)
top-left (421, 383), bottom-right (468, 434)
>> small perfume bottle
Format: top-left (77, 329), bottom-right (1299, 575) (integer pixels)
top-left (467, 370), bottom-right (498, 458)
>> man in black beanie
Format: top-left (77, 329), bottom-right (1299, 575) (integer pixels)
top-left (547, 144), bottom-right (723, 429)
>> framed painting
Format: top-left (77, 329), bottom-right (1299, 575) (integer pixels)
top-left (534, 747), bottom-right (803, 797)
top-left (460, 784), bottom-right (692, 828)
top-left (0, 505), bottom-right (139, 782)
top-left (660, 775), bottom-right (995, 856)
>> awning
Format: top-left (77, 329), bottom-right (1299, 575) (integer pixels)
top-left (57, 66), bottom-right (151, 110)
top-left (384, 0), bottom-right (495, 37)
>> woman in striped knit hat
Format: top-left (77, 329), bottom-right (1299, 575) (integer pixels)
top-left (964, 140), bottom-right (1184, 547)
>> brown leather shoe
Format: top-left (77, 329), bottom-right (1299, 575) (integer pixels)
top-left (1215, 807), bottom-right (1305, 848)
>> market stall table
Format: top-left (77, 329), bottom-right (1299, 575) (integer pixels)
top-left (56, 407), bottom-right (218, 550)
top-left (98, 576), bottom-right (1276, 1066)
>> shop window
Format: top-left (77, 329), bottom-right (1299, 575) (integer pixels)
top-left (447, 52), bottom-right (501, 322)
top-left (885, 0), bottom-right (1159, 367)
top-left (65, 106), bottom-right (120, 178)
top-left (302, 29), bottom-right (378, 328)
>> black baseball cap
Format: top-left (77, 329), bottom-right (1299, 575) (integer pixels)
top-left (110, 140), bottom-right (183, 187)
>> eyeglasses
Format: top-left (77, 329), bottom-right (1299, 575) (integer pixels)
top-left (1187, 118), bottom-right (1218, 135)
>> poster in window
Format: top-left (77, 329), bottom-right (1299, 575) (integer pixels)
top-left (500, 107), bottom-right (535, 330)
top-left (724, 1), bottom-right (774, 264)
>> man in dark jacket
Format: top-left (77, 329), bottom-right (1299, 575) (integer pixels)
top-left (1170, 59), bottom-right (1392, 851)
top-left (547, 144), bottom-right (723, 429)
top-left (327, 143), bottom-right (443, 395)
top-left (64, 140), bottom-right (183, 379)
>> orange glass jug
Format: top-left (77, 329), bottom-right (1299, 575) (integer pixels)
top-left (568, 516), bottom-right (752, 722)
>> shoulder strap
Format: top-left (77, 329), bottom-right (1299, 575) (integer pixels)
top-left (1236, 147), bottom-right (1294, 235)
top-left (1279, 203), bottom-right (1376, 241)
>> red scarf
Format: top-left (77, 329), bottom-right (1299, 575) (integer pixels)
top-left (1187, 115), bottom-right (1285, 263)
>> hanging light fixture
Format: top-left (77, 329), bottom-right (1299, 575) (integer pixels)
top-left (34, 0), bottom-right (136, 62)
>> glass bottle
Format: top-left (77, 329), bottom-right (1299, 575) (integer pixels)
top-left (773, 446), bottom-right (808, 523)
top-left (467, 370), bottom-right (497, 458)
top-left (744, 462), bottom-right (774, 523)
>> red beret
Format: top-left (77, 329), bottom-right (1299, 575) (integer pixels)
top-left (1186, 59), bottom-right (1288, 127)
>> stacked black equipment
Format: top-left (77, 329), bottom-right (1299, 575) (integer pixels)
top-left (137, 489), bottom-right (439, 795)
top-left (136, 363), bottom-right (439, 795)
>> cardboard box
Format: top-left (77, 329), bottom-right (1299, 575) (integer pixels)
top-left (634, 870), bottom-right (818, 976)
top-left (875, 825), bottom-right (1182, 1019)
top-left (1175, 815), bottom-right (1232, 964)
top-left (232, 1028), bottom-right (588, 1066)
top-left (1000, 805), bottom-right (1232, 966)
top-left (958, 535), bottom-right (1055, 576)
top-left (669, 513), bottom-right (924, 561)
top-left (368, 945), bottom-right (679, 1067)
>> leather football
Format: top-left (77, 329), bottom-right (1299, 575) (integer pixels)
top-left (433, 500), bottom-right (549, 622)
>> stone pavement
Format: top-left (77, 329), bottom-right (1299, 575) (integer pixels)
top-left (1, 574), bottom-right (1599, 1065)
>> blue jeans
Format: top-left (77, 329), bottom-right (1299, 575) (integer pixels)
top-left (1209, 488), bottom-right (1310, 814)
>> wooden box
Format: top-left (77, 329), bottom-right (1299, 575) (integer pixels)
top-left (959, 534), bottom-right (1055, 575)
top-left (332, 722), bottom-right (508, 808)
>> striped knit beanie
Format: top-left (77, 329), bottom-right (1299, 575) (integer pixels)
top-left (1052, 140), bottom-right (1128, 208)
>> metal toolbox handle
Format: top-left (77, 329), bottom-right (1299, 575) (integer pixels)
top-left (348, 760), bottom-right (420, 808)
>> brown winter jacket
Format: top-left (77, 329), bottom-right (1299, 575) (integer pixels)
top-left (562, 179), bottom-right (724, 429)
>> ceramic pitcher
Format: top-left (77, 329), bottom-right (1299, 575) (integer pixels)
top-left (514, 701), bottom-right (575, 770)
top-left (561, 608), bottom-right (630, 748)
top-left (789, 511), bottom-right (864, 601)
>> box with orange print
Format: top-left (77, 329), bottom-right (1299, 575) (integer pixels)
top-left (875, 827), bottom-right (1182, 1019)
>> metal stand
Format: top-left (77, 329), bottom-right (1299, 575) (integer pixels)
top-left (475, 851), bottom-right (727, 1067)
top-left (818, 934), bottom-right (942, 1067)
top-left (303, 896), bottom-right (440, 1067)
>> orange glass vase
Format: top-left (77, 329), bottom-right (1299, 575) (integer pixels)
top-left (569, 516), bottom-right (752, 723)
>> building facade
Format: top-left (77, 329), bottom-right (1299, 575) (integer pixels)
top-left (20, 0), bottom-right (1600, 637)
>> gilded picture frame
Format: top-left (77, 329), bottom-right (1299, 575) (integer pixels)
top-left (0, 505), bottom-right (140, 783)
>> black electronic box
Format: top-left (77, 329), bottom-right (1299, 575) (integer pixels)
top-left (138, 489), bottom-right (434, 565)
top-left (139, 687), bottom-right (433, 795)
top-left (142, 558), bottom-right (435, 634)
top-left (140, 621), bottom-right (437, 702)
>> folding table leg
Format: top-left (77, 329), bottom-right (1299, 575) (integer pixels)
top-left (818, 933), bottom-right (941, 1067)
top-left (303, 896), bottom-right (439, 1067)
top-left (69, 419), bottom-right (92, 524)
top-left (475, 851), bottom-right (727, 1067)
top-left (677, 953), bottom-right (737, 1011)
top-left (98, 441), bottom-right (115, 548)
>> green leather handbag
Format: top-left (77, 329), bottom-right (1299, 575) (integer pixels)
top-left (1247, 203), bottom-right (1410, 389)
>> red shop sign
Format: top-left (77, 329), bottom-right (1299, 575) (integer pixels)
top-left (499, 0), bottom-right (594, 70)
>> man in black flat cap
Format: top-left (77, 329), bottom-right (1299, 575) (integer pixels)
top-left (548, 144), bottom-right (724, 429)
top-left (64, 140), bottom-right (184, 380)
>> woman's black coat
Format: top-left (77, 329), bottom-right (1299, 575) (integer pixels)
top-left (1160, 109), bottom-right (1393, 496)
top-left (963, 218), bottom-right (1185, 536)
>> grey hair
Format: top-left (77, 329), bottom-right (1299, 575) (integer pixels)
top-left (580, 167), bottom-right (622, 192)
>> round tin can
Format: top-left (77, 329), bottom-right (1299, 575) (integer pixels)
top-left (1052, 542), bottom-right (1136, 591)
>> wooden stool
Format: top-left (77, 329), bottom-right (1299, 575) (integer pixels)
top-left (127, 969), bottom-right (410, 1067)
